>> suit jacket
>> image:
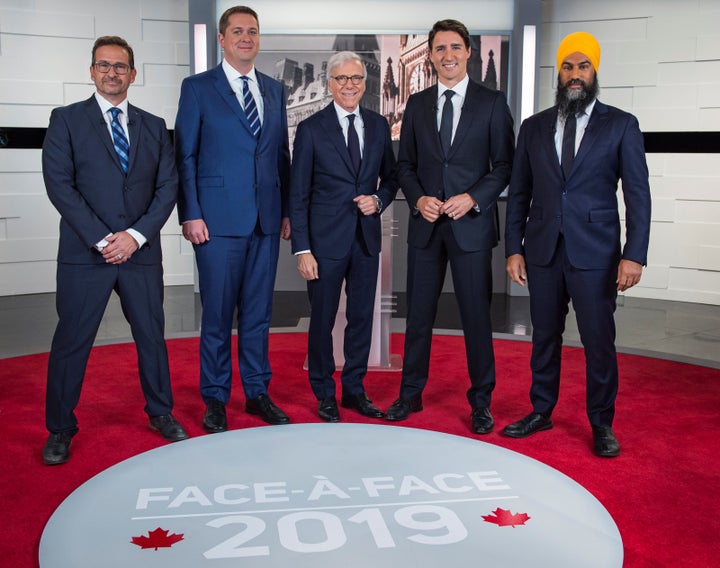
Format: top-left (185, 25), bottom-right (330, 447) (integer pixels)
top-left (397, 80), bottom-right (515, 252)
top-left (289, 103), bottom-right (397, 259)
top-left (42, 96), bottom-right (178, 265)
top-left (174, 64), bottom-right (290, 237)
top-left (505, 100), bottom-right (651, 269)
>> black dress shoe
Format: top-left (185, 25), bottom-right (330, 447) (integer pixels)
top-left (318, 398), bottom-right (340, 422)
top-left (502, 412), bottom-right (553, 438)
top-left (42, 431), bottom-right (75, 465)
top-left (592, 426), bottom-right (620, 457)
top-left (150, 414), bottom-right (189, 442)
top-left (471, 407), bottom-right (494, 434)
top-left (246, 394), bottom-right (290, 425)
top-left (203, 399), bottom-right (227, 433)
top-left (341, 393), bottom-right (384, 418)
top-left (385, 397), bottom-right (423, 421)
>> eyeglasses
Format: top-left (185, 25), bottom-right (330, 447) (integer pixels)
top-left (93, 61), bottom-right (131, 75)
top-left (331, 75), bottom-right (365, 86)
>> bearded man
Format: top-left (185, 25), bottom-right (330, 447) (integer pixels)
top-left (502, 32), bottom-right (651, 457)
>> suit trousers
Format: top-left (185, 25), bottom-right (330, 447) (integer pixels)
top-left (194, 228), bottom-right (279, 403)
top-left (401, 219), bottom-right (496, 408)
top-left (46, 261), bottom-right (173, 433)
top-left (526, 234), bottom-right (619, 427)
top-left (307, 232), bottom-right (379, 400)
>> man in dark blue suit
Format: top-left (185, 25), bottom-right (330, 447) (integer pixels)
top-left (503, 32), bottom-right (651, 457)
top-left (290, 51), bottom-right (398, 422)
top-left (385, 20), bottom-right (515, 435)
top-left (175, 5), bottom-right (291, 430)
top-left (41, 36), bottom-right (188, 465)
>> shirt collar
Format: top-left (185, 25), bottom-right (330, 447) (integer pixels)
top-left (333, 102), bottom-right (361, 123)
top-left (95, 92), bottom-right (129, 116)
top-left (437, 74), bottom-right (469, 100)
top-left (222, 59), bottom-right (258, 86)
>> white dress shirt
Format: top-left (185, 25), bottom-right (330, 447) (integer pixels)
top-left (93, 93), bottom-right (146, 250)
top-left (222, 59), bottom-right (264, 126)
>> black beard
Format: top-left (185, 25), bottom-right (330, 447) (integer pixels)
top-left (555, 75), bottom-right (599, 118)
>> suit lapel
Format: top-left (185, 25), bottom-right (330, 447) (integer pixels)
top-left (572, 100), bottom-right (609, 174)
top-left (322, 103), bottom-right (356, 177)
top-left (359, 107), bottom-right (375, 176)
top-left (212, 65), bottom-right (254, 136)
top-left (449, 82), bottom-right (479, 158)
top-left (420, 86), bottom-right (444, 158)
top-left (83, 97), bottom-right (126, 174)
top-left (126, 105), bottom-right (142, 174)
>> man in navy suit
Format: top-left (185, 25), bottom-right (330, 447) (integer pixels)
top-left (41, 36), bottom-right (188, 465)
top-left (385, 20), bottom-right (515, 435)
top-left (290, 51), bottom-right (398, 422)
top-left (503, 32), bottom-right (651, 457)
top-left (175, 5), bottom-right (291, 430)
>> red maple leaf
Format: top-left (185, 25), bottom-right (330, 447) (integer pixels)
top-left (131, 527), bottom-right (184, 550)
top-left (482, 507), bottom-right (531, 528)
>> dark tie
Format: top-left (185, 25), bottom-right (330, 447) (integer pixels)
top-left (439, 89), bottom-right (455, 156)
top-left (346, 114), bottom-right (361, 174)
top-left (240, 76), bottom-right (261, 137)
top-left (109, 107), bottom-right (129, 173)
top-left (561, 113), bottom-right (577, 179)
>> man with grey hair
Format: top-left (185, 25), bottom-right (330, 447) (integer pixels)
top-left (289, 51), bottom-right (398, 422)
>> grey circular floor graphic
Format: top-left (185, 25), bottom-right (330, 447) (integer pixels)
top-left (40, 424), bottom-right (622, 567)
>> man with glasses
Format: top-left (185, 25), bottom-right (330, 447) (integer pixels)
top-left (175, 5), bottom-right (291, 430)
top-left (289, 51), bottom-right (397, 422)
top-left (41, 36), bottom-right (187, 465)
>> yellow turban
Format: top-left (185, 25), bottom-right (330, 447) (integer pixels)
top-left (556, 31), bottom-right (601, 72)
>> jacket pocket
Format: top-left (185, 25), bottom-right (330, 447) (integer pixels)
top-left (588, 208), bottom-right (619, 223)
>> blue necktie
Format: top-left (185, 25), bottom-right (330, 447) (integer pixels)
top-left (561, 113), bottom-right (577, 180)
top-left (439, 89), bottom-right (455, 156)
top-left (240, 76), bottom-right (261, 137)
top-left (346, 114), bottom-right (361, 174)
top-left (109, 107), bottom-right (129, 173)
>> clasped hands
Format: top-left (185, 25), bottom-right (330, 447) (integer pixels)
top-left (102, 231), bottom-right (138, 264)
top-left (417, 194), bottom-right (475, 223)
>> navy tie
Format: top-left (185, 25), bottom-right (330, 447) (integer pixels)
top-left (240, 76), bottom-right (261, 137)
top-left (109, 107), bottom-right (129, 173)
top-left (439, 90), bottom-right (455, 156)
top-left (561, 113), bottom-right (577, 179)
top-left (346, 114), bottom-right (361, 174)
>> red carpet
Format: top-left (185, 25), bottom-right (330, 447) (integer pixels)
top-left (1, 333), bottom-right (719, 567)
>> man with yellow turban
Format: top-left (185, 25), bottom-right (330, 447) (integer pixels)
top-left (503, 32), bottom-right (651, 457)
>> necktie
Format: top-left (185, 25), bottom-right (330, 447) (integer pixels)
top-left (561, 113), bottom-right (577, 179)
top-left (109, 107), bottom-right (129, 173)
top-left (439, 90), bottom-right (455, 156)
top-left (346, 114), bottom-right (361, 174)
top-left (240, 76), bottom-right (261, 137)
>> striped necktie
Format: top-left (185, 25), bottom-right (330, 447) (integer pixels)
top-left (240, 76), bottom-right (261, 137)
top-left (109, 107), bottom-right (129, 173)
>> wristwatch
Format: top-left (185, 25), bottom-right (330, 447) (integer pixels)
top-left (372, 195), bottom-right (382, 213)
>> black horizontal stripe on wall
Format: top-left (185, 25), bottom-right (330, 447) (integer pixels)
top-left (0, 127), bottom-right (718, 153)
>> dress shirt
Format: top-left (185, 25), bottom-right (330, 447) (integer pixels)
top-left (436, 74), bottom-right (469, 144)
top-left (223, 59), bottom-right (264, 126)
top-left (334, 102), bottom-right (364, 158)
top-left (555, 98), bottom-right (597, 164)
top-left (433, 75), bottom-right (479, 212)
top-left (93, 93), bottom-right (146, 250)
